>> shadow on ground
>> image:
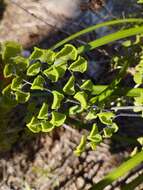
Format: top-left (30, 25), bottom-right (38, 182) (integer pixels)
top-left (0, 0), bottom-right (6, 20)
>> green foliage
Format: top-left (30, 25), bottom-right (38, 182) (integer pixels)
top-left (11, 76), bottom-right (23, 91)
top-left (137, 137), bottom-right (143, 146)
top-left (27, 62), bottom-right (41, 76)
top-left (29, 47), bottom-right (55, 63)
top-left (31, 75), bottom-right (45, 90)
top-left (137, 0), bottom-right (143, 3)
top-left (3, 56), bottom-right (28, 78)
top-left (69, 105), bottom-right (83, 115)
top-left (87, 124), bottom-right (102, 150)
top-left (13, 56), bottom-right (29, 72)
top-left (37, 102), bottom-right (48, 119)
top-left (133, 49), bottom-right (143, 114)
top-left (15, 90), bottom-right (30, 103)
top-left (51, 91), bottom-right (64, 109)
top-left (43, 62), bottom-right (66, 82)
top-left (85, 109), bottom-right (97, 120)
top-left (69, 56), bottom-right (87, 73)
top-left (3, 63), bottom-right (15, 78)
top-left (78, 25), bottom-right (143, 54)
top-left (0, 106), bottom-right (21, 151)
top-left (1, 28), bottom-right (143, 145)
top-left (2, 41), bottom-right (22, 63)
top-left (41, 121), bottom-right (54, 133)
top-left (52, 18), bottom-right (143, 49)
top-left (2, 84), bottom-right (17, 106)
top-left (50, 111), bottom-right (66, 127)
top-left (80, 80), bottom-right (93, 91)
top-left (97, 112), bottom-right (114, 125)
top-left (63, 75), bottom-right (75, 95)
top-left (133, 49), bottom-right (143, 85)
top-left (1, 16), bottom-right (143, 188)
top-left (55, 44), bottom-right (77, 61)
top-left (1, 42), bottom-right (91, 136)
top-left (74, 135), bottom-right (87, 156)
top-left (74, 91), bottom-right (88, 109)
top-left (103, 123), bottom-right (119, 138)
top-left (27, 116), bottom-right (41, 133)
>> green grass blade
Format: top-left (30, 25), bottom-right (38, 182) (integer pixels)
top-left (94, 61), bottom-right (129, 103)
top-left (92, 85), bottom-right (143, 97)
top-left (90, 150), bottom-right (143, 190)
top-left (52, 18), bottom-right (143, 50)
top-left (78, 25), bottom-right (143, 54)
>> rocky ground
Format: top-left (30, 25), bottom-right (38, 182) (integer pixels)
top-left (0, 127), bottom-right (125, 190)
top-left (0, 106), bottom-right (142, 190)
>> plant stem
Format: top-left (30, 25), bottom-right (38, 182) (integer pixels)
top-left (114, 113), bottom-right (142, 119)
top-left (112, 106), bottom-right (143, 111)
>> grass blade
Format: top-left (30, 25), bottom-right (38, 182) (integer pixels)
top-left (92, 85), bottom-right (143, 97)
top-left (90, 150), bottom-right (143, 190)
top-left (78, 25), bottom-right (143, 54)
top-left (52, 18), bottom-right (143, 50)
top-left (91, 61), bottom-right (129, 104)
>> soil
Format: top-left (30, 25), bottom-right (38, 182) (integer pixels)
top-left (0, 106), bottom-right (132, 190)
top-left (0, 128), bottom-right (125, 190)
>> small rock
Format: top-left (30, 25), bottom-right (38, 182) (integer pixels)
top-left (86, 155), bottom-right (97, 163)
top-left (85, 183), bottom-right (92, 189)
top-left (76, 177), bottom-right (85, 189)
top-left (69, 183), bottom-right (77, 190)
top-left (66, 166), bottom-right (73, 175)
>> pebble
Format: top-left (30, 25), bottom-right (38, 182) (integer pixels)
top-left (66, 166), bottom-right (73, 175)
top-left (76, 177), bottom-right (85, 189)
top-left (85, 183), bottom-right (92, 189)
top-left (7, 165), bottom-right (14, 174)
top-left (69, 183), bottom-right (77, 190)
top-left (86, 155), bottom-right (97, 163)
